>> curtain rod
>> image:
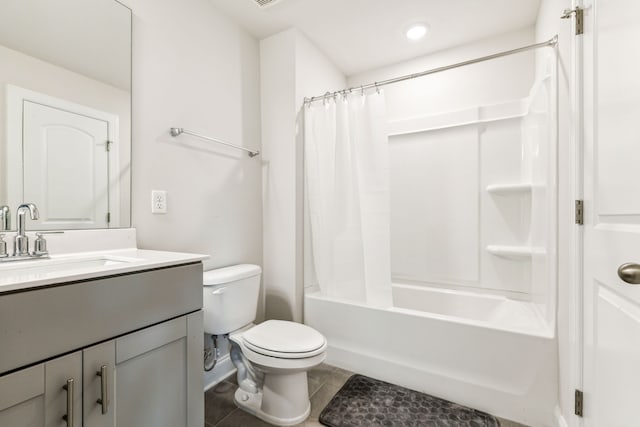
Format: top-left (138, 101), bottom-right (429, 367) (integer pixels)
top-left (304, 35), bottom-right (558, 105)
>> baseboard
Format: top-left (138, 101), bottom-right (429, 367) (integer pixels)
top-left (203, 354), bottom-right (236, 392)
top-left (554, 406), bottom-right (569, 427)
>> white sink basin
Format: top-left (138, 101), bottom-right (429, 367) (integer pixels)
top-left (0, 255), bottom-right (139, 274)
top-left (0, 254), bottom-right (142, 286)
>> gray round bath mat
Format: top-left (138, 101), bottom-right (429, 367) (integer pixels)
top-left (319, 374), bottom-right (500, 427)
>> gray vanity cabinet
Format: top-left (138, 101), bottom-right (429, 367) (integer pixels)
top-left (0, 351), bottom-right (82, 427)
top-left (0, 262), bottom-right (205, 427)
top-left (0, 312), bottom-right (203, 427)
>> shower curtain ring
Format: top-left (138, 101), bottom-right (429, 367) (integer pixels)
top-left (375, 82), bottom-right (380, 94)
top-left (360, 85), bottom-right (364, 96)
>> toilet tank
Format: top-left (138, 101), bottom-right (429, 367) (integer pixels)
top-left (202, 264), bottom-right (262, 335)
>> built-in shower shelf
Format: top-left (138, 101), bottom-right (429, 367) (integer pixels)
top-left (486, 183), bottom-right (533, 195)
top-left (486, 245), bottom-right (546, 260)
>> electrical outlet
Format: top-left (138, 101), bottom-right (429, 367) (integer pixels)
top-left (151, 190), bottom-right (167, 214)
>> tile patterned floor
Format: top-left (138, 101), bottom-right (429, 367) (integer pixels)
top-left (204, 363), bottom-right (529, 427)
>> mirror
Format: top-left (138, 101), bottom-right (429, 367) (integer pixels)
top-left (0, 0), bottom-right (131, 230)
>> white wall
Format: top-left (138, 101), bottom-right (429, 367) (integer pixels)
top-left (261, 28), bottom-right (345, 321)
top-left (536, 0), bottom-right (576, 425)
top-left (261, 30), bottom-right (297, 321)
top-left (126, 0), bottom-right (263, 313)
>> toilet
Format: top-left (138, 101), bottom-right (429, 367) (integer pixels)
top-left (203, 264), bottom-right (327, 426)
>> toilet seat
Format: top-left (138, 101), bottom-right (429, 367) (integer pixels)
top-left (242, 320), bottom-right (327, 359)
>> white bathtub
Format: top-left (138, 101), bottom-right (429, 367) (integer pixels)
top-left (304, 283), bottom-right (558, 427)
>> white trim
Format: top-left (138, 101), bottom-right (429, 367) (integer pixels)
top-left (5, 84), bottom-right (120, 227)
top-left (571, 1), bottom-right (585, 426)
top-left (5, 85), bottom-right (23, 212)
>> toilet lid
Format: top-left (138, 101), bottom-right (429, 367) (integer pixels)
top-left (242, 320), bottom-right (326, 357)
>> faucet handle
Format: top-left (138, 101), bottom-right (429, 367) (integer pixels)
top-left (0, 234), bottom-right (7, 258)
top-left (0, 206), bottom-right (9, 231)
top-left (34, 231), bottom-right (63, 257)
top-left (34, 233), bottom-right (48, 256)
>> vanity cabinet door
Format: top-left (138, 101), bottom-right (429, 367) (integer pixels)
top-left (114, 311), bottom-right (203, 427)
top-left (0, 352), bottom-right (82, 427)
top-left (83, 341), bottom-right (116, 427)
top-left (0, 365), bottom-right (44, 427)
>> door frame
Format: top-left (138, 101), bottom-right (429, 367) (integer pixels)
top-left (5, 84), bottom-right (120, 226)
top-left (568, 0), bottom-right (586, 426)
top-left (571, 0), bottom-right (585, 426)
top-left (560, 0), bottom-right (586, 426)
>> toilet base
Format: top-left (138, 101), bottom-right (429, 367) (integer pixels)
top-left (234, 387), bottom-right (311, 426)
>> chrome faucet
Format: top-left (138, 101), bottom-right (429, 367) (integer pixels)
top-left (14, 203), bottom-right (39, 256)
top-left (0, 205), bottom-right (9, 231)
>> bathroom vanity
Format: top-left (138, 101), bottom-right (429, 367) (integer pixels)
top-left (0, 243), bottom-right (206, 427)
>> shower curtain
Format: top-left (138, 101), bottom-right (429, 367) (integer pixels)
top-left (304, 92), bottom-right (391, 304)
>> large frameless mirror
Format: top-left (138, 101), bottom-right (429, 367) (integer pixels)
top-left (0, 0), bottom-right (131, 231)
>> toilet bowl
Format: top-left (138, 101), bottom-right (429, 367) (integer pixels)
top-left (202, 264), bottom-right (327, 426)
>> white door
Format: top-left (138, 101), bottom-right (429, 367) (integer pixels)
top-left (22, 100), bottom-right (111, 229)
top-left (582, 0), bottom-right (640, 425)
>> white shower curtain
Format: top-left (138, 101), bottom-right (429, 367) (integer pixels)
top-left (304, 92), bottom-right (391, 304)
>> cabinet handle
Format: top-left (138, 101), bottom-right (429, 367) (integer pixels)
top-left (96, 365), bottom-right (109, 414)
top-left (62, 378), bottom-right (74, 427)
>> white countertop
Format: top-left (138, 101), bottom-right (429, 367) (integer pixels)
top-left (0, 248), bottom-right (208, 294)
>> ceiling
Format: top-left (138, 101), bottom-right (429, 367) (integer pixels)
top-left (209, 0), bottom-right (541, 76)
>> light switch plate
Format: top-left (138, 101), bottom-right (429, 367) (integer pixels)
top-left (151, 190), bottom-right (167, 214)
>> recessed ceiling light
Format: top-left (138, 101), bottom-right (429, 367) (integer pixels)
top-left (406, 23), bottom-right (428, 41)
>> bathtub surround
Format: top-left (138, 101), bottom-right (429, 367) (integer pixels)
top-left (344, 28), bottom-right (552, 300)
top-left (304, 92), bottom-right (391, 304)
top-left (384, 75), bottom-right (556, 303)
